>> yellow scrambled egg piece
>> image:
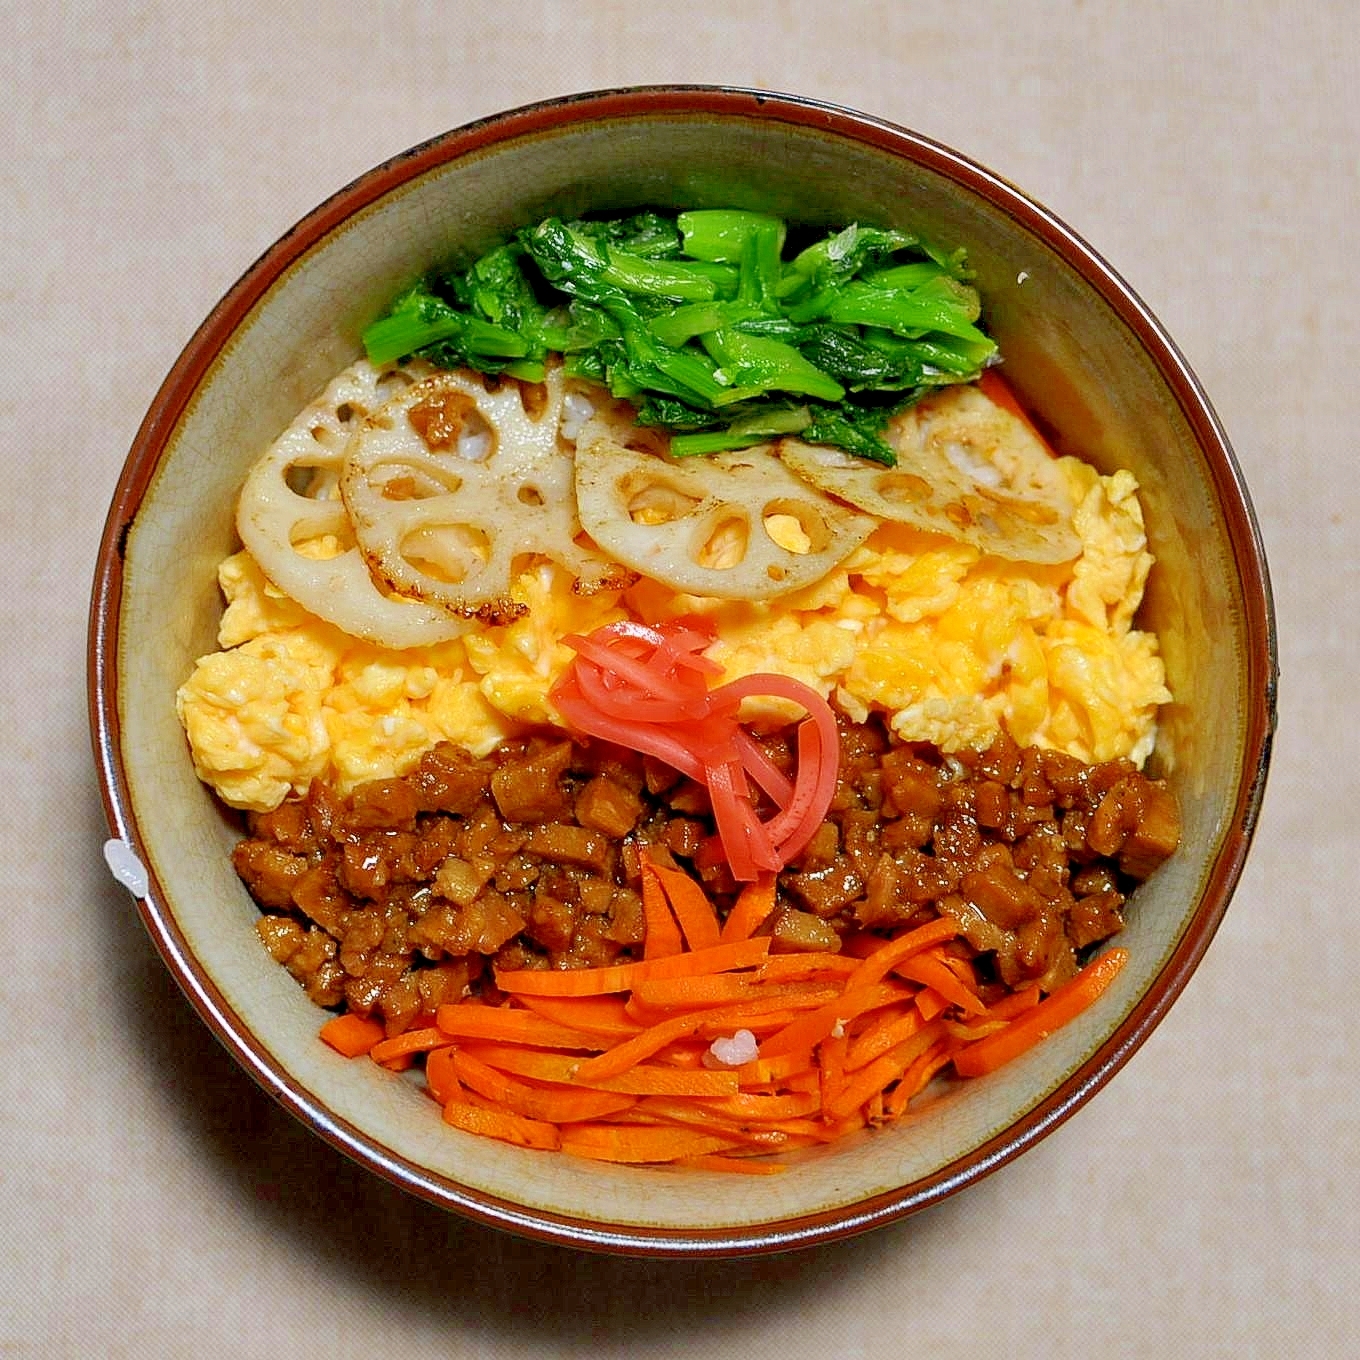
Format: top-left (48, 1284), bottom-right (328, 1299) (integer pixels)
top-left (178, 454), bottom-right (1169, 813)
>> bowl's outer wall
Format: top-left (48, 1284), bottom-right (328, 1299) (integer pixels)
top-left (91, 87), bottom-right (1275, 1255)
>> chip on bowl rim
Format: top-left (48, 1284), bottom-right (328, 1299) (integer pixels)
top-left (87, 84), bottom-right (1277, 1257)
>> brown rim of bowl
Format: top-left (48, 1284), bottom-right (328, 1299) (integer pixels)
top-left (88, 84), bottom-right (1278, 1258)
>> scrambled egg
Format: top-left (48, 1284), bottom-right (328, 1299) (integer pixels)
top-left (177, 454), bottom-right (1169, 814)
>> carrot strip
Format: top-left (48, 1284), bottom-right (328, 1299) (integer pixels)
top-left (825, 1048), bottom-right (909, 1122)
top-left (631, 975), bottom-right (839, 1013)
top-left (441, 1098), bottom-right (561, 1151)
top-left (319, 1013), bottom-right (385, 1059)
top-left (755, 951), bottom-right (861, 984)
top-left (639, 854), bottom-right (684, 960)
top-left (757, 982), bottom-right (911, 1060)
top-left (575, 988), bottom-right (839, 1083)
top-left (924, 987), bottom-right (956, 1020)
top-left (450, 1049), bottom-right (638, 1123)
top-left (558, 1124), bottom-right (742, 1164)
top-left (618, 1098), bottom-right (793, 1146)
top-left (368, 1025), bottom-right (454, 1065)
top-left (719, 872), bottom-right (777, 944)
top-left (952, 948), bottom-right (1129, 1078)
top-left (706, 1090), bottom-right (822, 1121)
top-left (735, 1049), bottom-right (819, 1087)
top-left (646, 860), bottom-right (722, 952)
top-left (515, 993), bottom-right (644, 1040)
top-left (456, 1041), bottom-right (740, 1096)
top-left (847, 917), bottom-right (960, 992)
top-left (434, 1003), bottom-right (605, 1050)
top-left (493, 936), bottom-right (770, 997)
top-left (898, 1042), bottom-right (955, 1106)
top-left (844, 1004), bottom-right (923, 1072)
top-left (424, 1044), bottom-right (463, 1105)
top-left (630, 974), bottom-right (760, 1010)
top-left (894, 951), bottom-right (986, 1016)
top-left (986, 983), bottom-right (1044, 1020)
top-left (818, 1031), bottom-right (848, 1112)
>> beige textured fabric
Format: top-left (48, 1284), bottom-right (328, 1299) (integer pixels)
top-left (4, 2), bottom-right (1355, 1355)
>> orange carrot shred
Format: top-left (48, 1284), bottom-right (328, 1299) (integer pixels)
top-left (638, 851), bottom-right (685, 960)
top-left (558, 1123), bottom-right (743, 1164)
top-left (434, 1003), bottom-right (605, 1050)
top-left (952, 948), bottom-right (1129, 1078)
top-left (515, 992), bottom-right (644, 1040)
top-left (450, 1049), bottom-right (638, 1123)
top-left (719, 872), bottom-right (777, 944)
top-left (493, 936), bottom-right (769, 997)
top-left (441, 1098), bottom-right (561, 1151)
top-left (893, 951), bottom-right (986, 1016)
top-left (368, 1025), bottom-right (455, 1066)
top-left (847, 917), bottom-right (960, 992)
top-left (424, 1044), bottom-right (463, 1106)
top-left (646, 859), bottom-right (722, 953)
top-left (319, 1013), bottom-right (385, 1059)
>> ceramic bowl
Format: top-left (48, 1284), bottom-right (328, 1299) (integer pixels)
top-left (89, 86), bottom-right (1276, 1256)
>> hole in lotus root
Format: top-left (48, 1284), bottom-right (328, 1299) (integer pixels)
top-left (696, 514), bottom-right (750, 570)
top-left (874, 471), bottom-right (936, 505)
top-left (622, 473), bottom-right (702, 527)
top-left (399, 523), bottom-right (491, 585)
top-left (762, 500), bottom-right (832, 556)
top-left (519, 381), bottom-right (550, 422)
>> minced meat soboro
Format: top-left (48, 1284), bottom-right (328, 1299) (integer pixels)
top-left (234, 717), bottom-right (1180, 1037)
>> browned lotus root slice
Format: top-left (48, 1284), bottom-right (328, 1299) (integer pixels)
top-left (779, 382), bottom-right (1080, 564)
top-left (340, 363), bottom-right (627, 625)
top-left (235, 358), bottom-right (470, 649)
top-left (573, 414), bottom-right (877, 599)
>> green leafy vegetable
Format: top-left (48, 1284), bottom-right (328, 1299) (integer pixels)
top-left (362, 209), bottom-right (997, 463)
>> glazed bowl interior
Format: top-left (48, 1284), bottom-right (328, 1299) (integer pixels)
top-left (92, 88), bottom-right (1274, 1255)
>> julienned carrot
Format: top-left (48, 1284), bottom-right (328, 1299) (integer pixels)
top-left (368, 1026), bottom-right (456, 1065)
top-left (718, 872), bottom-right (777, 944)
top-left (322, 855), bottom-right (1133, 1168)
top-left (319, 1013), bottom-right (385, 1058)
top-left (441, 1098), bottom-right (560, 1151)
top-left (844, 1005), bottom-right (924, 1073)
top-left (893, 951), bottom-right (986, 1016)
top-left (575, 988), bottom-right (842, 1083)
top-left (492, 936), bottom-right (770, 997)
top-left (424, 1044), bottom-right (463, 1105)
top-left (645, 858), bottom-right (722, 952)
top-left (639, 853), bottom-right (684, 960)
top-left (450, 1049), bottom-right (638, 1123)
top-left (755, 951), bottom-right (861, 984)
top-left (559, 1123), bottom-right (744, 1164)
top-left (847, 917), bottom-right (960, 991)
top-left (630, 975), bottom-right (837, 1013)
top-left (886, 1039), bottom-right (954, 1117)
top-left (456, 1040), bottom-right (741, 1096)
top-left (756, 982), bottom-right (911, 1061)
top-left (914, 987), bottom-right (949, 1021)
top-left (515, 993), bottom-right (644, 1040)
top-left (818, 1030), bottom-right (848, 1111)
top-left (951, 949), bottom-right (1129, 1078)
top-left (433, 1003), bottom-right (605, 1050)
top-left (736, 1049), bottom-right (819, 1087)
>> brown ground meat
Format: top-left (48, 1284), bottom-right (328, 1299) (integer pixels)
top-left (234, 717), bottom-right (1180, 1035)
